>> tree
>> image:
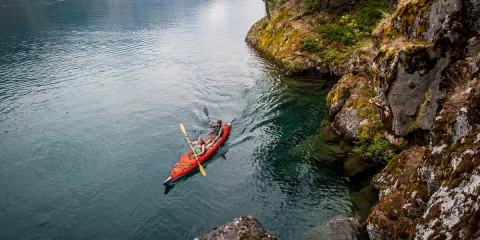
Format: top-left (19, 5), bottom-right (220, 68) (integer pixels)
top-left (263, 0), bottom-right (271, 20)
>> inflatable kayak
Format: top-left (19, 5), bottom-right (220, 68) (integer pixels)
top-left (163, 123), bottom-right (231, 185)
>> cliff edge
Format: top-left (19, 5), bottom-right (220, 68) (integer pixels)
top-left (245, 0), bottom-right (480, 239)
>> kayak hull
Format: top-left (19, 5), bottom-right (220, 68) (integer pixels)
top-left (163, 123), bottom-right (231, 185)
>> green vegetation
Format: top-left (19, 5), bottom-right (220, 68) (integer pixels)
top-left (353, 133), bottom-right (395, 163)
top-left (325, 49), bottom-right (338, 66)
top-left (250, 0), bottom-right (390, 72)
top-left (302, 38), bottom-right (323, 51)
top-left (262, 21), bottom-right (268, 29)
top-left (270, 0), bottom-right (289, 10)
top-left (301, 0), bottom-right (323, 12)
top-left (355, 2), bottom-right (385, 32)
top-left (317, 15), bottom-right (358, 45)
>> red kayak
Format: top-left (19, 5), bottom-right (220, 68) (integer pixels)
top-left (163, 123), bottom-right (231, 185)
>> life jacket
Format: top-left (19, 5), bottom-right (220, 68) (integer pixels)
top-left (193, 145), bottom-right (203, 154)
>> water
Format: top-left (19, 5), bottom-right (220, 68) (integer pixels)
top-left (0, 0), bottom-right (354, 239)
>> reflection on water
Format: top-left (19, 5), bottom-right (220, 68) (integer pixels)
top-left (0, 0), bottom-right (354, 239)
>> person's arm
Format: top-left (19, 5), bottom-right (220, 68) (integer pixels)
top-left (213, 127), bottom-right (223, 141)
top-left (189, 140), bottom-right (198, 145)
top-left (198, 145), bottom-right (206, 155)
top-left (209, 122), bottom-right (214, 128)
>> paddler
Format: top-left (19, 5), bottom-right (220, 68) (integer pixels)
top-left (205, 119), bottom-right (223, 147)
top-left (188, 138), bottom-right (206, 157)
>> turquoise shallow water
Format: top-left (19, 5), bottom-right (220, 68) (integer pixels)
top-left (0, 0), bottom-right (354, 239)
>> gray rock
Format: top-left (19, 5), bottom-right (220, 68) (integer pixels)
top-left (329, 98), bottom-right (347, 118)
top-left (466, 37), bottom-right (480, 58)
top-left (465, 0), bottom-right (480, 34)
top-left (471, 53), bottom-right (480, 75)
top-left (367, 223), bottom-right (390, 240)
top-left (422, 0), bottom-right (462, 43)
top-left (384, 132), bottom-right (408, 147)
top-left (306, 216), bottom-right (369, 240)
top-left (415, 161), bottom-right (480, 240)
top-left (387, 57), bottom-right (448, 136)
top-left (199, 215), bottom-right (276, 240)
top-left (452, 107), bottom-right (472, 142)
top-left (334, 108), bottom-right (365, 140)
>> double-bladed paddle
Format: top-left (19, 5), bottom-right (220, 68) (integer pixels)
top-left (180, 123), bottom-right (207, 176)
top-left (203, 107), bottom-right (227, 160)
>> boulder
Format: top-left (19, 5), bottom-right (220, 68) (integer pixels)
top-left (326, 74), bottom-right (361, 118)
top-left (198, 216), bottom-right (276, 240)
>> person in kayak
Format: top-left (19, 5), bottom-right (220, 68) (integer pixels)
top-left (205, 119), bottom-right (223, 147)
top-left (189, 138), bottom-right (206, 157)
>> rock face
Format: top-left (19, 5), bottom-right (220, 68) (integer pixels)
top-left (245, 0), bottom-right (480, 239)
top-left (388, 56), bottom-right (448, 136)
top-left (368, 84), bottom-right (480, 239)
top-left (198, 216), bottom-right (276, 240)
top-left (245, 2), bottom-right (322, 75)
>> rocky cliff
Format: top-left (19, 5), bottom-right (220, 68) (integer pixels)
top-left (246, 0), bottom-right (480, 239)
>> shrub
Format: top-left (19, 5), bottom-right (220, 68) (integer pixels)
top-left (353, 133), bottom-right (395, 163)
top-left (273, 0), bottom-right (288, 8)
top-left (317, 25), bottom-right (357, 45)
top-left (317, 15), bottom-right (358, 45)
top-left (301, 0), bottom-right (323, 12)
top-left (302, 38), bottom-right (323, 51)
top-left (325, 49), bottom-right (337, 60)
top-left (262, 21), bottom-right (268, 29)
top-left (355, 4), bottom-right (384, 32)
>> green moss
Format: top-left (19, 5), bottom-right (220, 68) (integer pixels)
top-left (246, 0), bottom-right (393, 73)
top-left (392, 0), bottom-right (434, 38)
top-left (401, 43), bottom-right (427, 68)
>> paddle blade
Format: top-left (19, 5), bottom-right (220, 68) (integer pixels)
top-left (198, 162), bottom-right (207, 176)
top-left (203, 107), bottom-right (209, 116)
top-left (220, 149), bottom-right (228, 159)
top-left (180, 123), bottom-right (187, 136)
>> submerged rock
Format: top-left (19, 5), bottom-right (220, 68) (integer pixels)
top-left (306, 216), bottom-right (369, 240)
top-left (198, 215), bottom-right (276, 240)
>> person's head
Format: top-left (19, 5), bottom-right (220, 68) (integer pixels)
top-left (197, 138), bottom-right (204, 144)
top-left (216, 120), bottom-right (222, 126)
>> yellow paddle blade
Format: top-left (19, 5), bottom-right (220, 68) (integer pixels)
top-left (180, 123), bottom-right (187, 136)
top-left (198, 162), bottom-right (206, 176)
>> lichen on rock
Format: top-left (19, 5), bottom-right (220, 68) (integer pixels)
top-left (198, 215), bottom-right (276, 240)
top-left (245, 0), bottom-right (480, 238)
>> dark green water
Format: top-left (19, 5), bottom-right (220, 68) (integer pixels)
top-left (0, 0), bottom-right (354, 239)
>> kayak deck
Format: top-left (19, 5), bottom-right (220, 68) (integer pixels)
top-left (163, 123), bottom-right (231, 185)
